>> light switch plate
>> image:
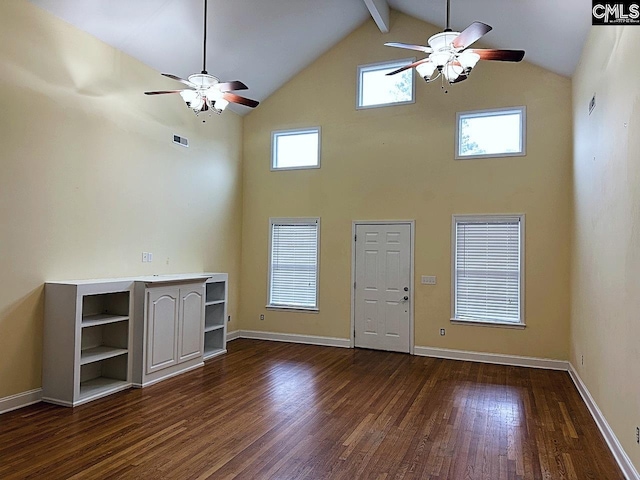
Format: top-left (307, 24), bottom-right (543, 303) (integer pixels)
top-left (142, 252), bottom-right (148, 262)
top-left (421, 275), bottom-right (436, 285)
top-left (148, 252), bottom-right (153, 262)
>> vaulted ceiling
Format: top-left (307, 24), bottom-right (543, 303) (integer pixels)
top-left (28, 0), bottom-right (590, 114)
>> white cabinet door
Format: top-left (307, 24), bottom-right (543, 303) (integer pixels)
top-left (146, 287), bottom-right (179, 374)
top-left (178, 285), bottom-right (204, 362)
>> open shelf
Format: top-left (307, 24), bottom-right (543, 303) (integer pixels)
top-left (80, 346), bottom-right (128, 365)
top-left (205, 302), bottom-right (225, 330)
top-left (82, 314), bottom-right (129, 328)
top-left (205, 300), bottom-right (225, 306)
top-left (79, 378), bottom-right (130, 400)
top-left (204, 324), bottom-right (225, 333)
top-left (79, 354), bottom-right (129, 400)
top-left (205, 282), bottom-right (225, 303)
top-left (203, 346), bottom-right (225, 360)
top-left (82, 291), bottom-right (130, 318)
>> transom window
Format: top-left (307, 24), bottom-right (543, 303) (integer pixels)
top-left (456, 107), bottom-right (526, 159)
top-left (271, 128), bottom-right (321, 171)
top-left (452, 214), bottom-right (525, 327)
top-left (357, 59), bottom-right (415, 109)
top-left (268, 218), bottom-right (320, 311)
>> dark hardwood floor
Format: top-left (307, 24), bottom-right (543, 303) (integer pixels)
top-left (0, 339), bottom-right (623, 479)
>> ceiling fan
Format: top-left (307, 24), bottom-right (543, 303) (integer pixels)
top-left (144, 0), bottom-right (259, 116)
top-left (385, 0), bottom-right (525, 88)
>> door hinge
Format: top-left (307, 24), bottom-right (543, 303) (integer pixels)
top-left (354, 234), bottom-right (357, 241)
top-left (354, 282), bottom-right (356, 289)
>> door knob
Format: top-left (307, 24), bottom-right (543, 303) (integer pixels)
top-left (403, 296), bottom-right (409, 301)
top-left (404, 287), bottom-right (409, 292)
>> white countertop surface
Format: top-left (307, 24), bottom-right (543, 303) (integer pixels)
top-left (48, 273), bottom-right (220, 286)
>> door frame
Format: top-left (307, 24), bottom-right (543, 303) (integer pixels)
top-left (350, 220), bottom-right (415, 354)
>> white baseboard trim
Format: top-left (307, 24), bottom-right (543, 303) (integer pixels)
top-left (569, 364), bottom-right (639, 480)
top-left (230, 330), bottom-right (351, 349)
top-left (0, 388), bottom-right (42, 415)
top-left (414, 346), bottom-right (569, 371)
top-left (227, 330), bottom-right (241, 342)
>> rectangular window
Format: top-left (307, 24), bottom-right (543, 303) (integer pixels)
top-left (271, 128), bottom-right (321, 171)
top-left (456, 107), bottom-right (526, 159)
top-left (357, 59), bottom-right (415, 109)
top-left (268, 218), bottom-right (320, 310)
top-left (452, 215), bottom-right (524, 327)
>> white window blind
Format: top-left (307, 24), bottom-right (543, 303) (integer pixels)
top-left (453, 215), bottom-right (523, 324)
top-left (269, 219), bottom-right (319, 309)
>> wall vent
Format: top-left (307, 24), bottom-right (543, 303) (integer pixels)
top-left (173, 134), bottom-right (189, 147)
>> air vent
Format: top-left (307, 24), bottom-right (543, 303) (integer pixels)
top-left (173, 134), bottom-right (189, 147)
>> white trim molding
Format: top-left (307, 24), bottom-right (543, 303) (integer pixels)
top-left (569, 364), bottom-right (640, 480)
top-left (0, 388), bottom-right (42, 415)
top-left (414, 346), bottom-right (569, 371)
top-left (228, 330), bottom-right (350, 349)
top-left (227, 330), bottom-right (241, 342)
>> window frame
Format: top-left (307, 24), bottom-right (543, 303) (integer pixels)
top-left (267, 217), bottom-right (320, 312)
top-left (450, 214), bottom-right (526, 328)
top-left (271, 127), bottom-right (322, 171)
top-left (455, 106), bottom-right (527, 160)
top-left (356, 58), bottom-right (416, 110)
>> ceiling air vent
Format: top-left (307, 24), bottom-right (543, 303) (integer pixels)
top-left (173, 134), bottom-right (189, 147)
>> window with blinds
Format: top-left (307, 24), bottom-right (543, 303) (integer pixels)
top-left (268, 218), bottom-right (320, 310)
top-left (452, 215), bottom-right (524, 325)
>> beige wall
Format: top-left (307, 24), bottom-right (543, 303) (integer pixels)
top-left (0, 1), bottom-right (244, 398)
top-left (240, 12), bottom-right (572, 360)
top-left (571, 25), bottom-right (640, 471)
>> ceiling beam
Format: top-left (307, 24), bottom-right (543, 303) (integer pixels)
top-left (363, 0), bottom-right (390, 33)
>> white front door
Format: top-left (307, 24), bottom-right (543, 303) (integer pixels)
top-left (354, 223), bottom-right (412, 353)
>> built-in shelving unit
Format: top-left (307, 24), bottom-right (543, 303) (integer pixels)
top-left (203, 274), bottom-right (228, 360)
top-left (43, 281), bottom-right (134, 407)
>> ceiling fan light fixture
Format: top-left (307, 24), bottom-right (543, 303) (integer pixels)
top-left (443, 63), bottom-right (463, 82)
top-left (415, 61), bottom-right (437, 81)
top-left (458, 51), bottom-right (480, 72)
top-left (429, 51), bottom-right (452, 67)
top-left (215, 98), bottom-right (230, 111)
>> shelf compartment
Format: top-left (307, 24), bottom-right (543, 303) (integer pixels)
top-left (79, 355), bottom-right (129, 401)
top-left (81, 320), bottom-right (129, 363)
top-left (205, 282), bottom-right (225, 303)
top-left (204, 327), bottom-right (225, 360)
top-left (79, 378), bottom-right (130, 400)
top-left (82, 313), bottom-right (129, 328)
top-left (205, 302), bottom-right (225, 330)
top-left (82, 291), bottom-right (130, 318)
top-left (80, 346), bottom-right (128, 365)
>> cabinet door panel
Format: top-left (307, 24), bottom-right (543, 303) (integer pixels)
top-left (178, 286), bottom-right (204, 362)
top-left (146, 288), bottom-right (179, 374)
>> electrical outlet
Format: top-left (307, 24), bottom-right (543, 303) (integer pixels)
top-left (260, 314), bottom-right (265, 321)
top-left (440, 328), bottom-right (446, 336)
top-left (148, 252), bottom-right (153, 262)
top-left (581, 355), bottom-right (584, 366)
top-left (142, 252), bottom-right (148, 262)
top-left (636, 427), bottom-right (639, 444)
top-left (421, 276), bottom-right (437, 285)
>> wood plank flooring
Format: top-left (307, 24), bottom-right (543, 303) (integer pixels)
top-left (0, 339), bottom-right (624, 479)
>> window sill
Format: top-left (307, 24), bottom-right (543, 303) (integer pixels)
top-left (450, 318), bottom-right (526, 329)
top-left (266, 305), bottom-right (319, 314)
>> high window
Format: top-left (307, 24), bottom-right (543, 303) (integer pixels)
top-left (452, 215), bottom-right (525, 326)
top-left (456, 107), bottom-right (526, 159)
top-left (357, 59), bottom-right (415, 109)
top-left (272, 128), bottom-right (321, 171)
top-left (268, 218), bottom-right (320, 310)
